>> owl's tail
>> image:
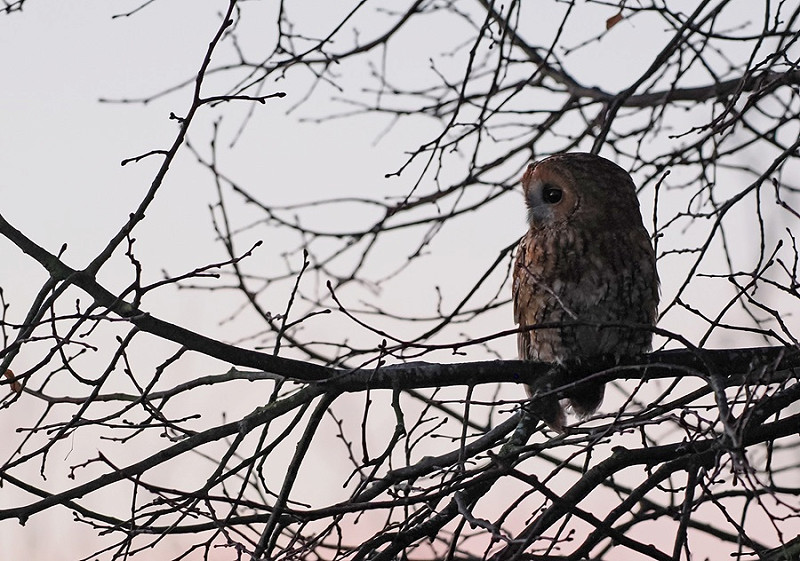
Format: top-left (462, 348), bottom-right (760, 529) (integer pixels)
top-left (568, 382), bottom-right (605, 419)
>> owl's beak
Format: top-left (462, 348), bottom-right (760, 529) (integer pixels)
top-left (527, 205), bottom-right (552, 227)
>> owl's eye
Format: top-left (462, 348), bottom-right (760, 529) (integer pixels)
top-left (542, 185), bottom-right (563, 204)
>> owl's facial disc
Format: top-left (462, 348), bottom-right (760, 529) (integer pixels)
top-left (524, 178), bottom-right (577, 228)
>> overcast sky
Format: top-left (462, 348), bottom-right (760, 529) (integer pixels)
top-left (2, 2), bottom-right (797, 559)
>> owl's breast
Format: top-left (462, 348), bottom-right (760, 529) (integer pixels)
top-left (514, 226), bottom-right (658, 361)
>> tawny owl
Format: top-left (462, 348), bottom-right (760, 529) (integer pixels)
top-left (512, 152), bottom-right (659, 431)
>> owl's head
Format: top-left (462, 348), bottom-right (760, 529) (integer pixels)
top-left (522, 152), bottom-right (645, 231)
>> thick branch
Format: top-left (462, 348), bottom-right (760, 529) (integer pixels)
top-left (2, 207), bottom-right (798, 391)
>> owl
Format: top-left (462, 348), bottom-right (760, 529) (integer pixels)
top-left (512, 152), bottom-right (659, 432)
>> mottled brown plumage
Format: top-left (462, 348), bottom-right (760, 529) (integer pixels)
top-left (512, 153), bottom-right (659, 431)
